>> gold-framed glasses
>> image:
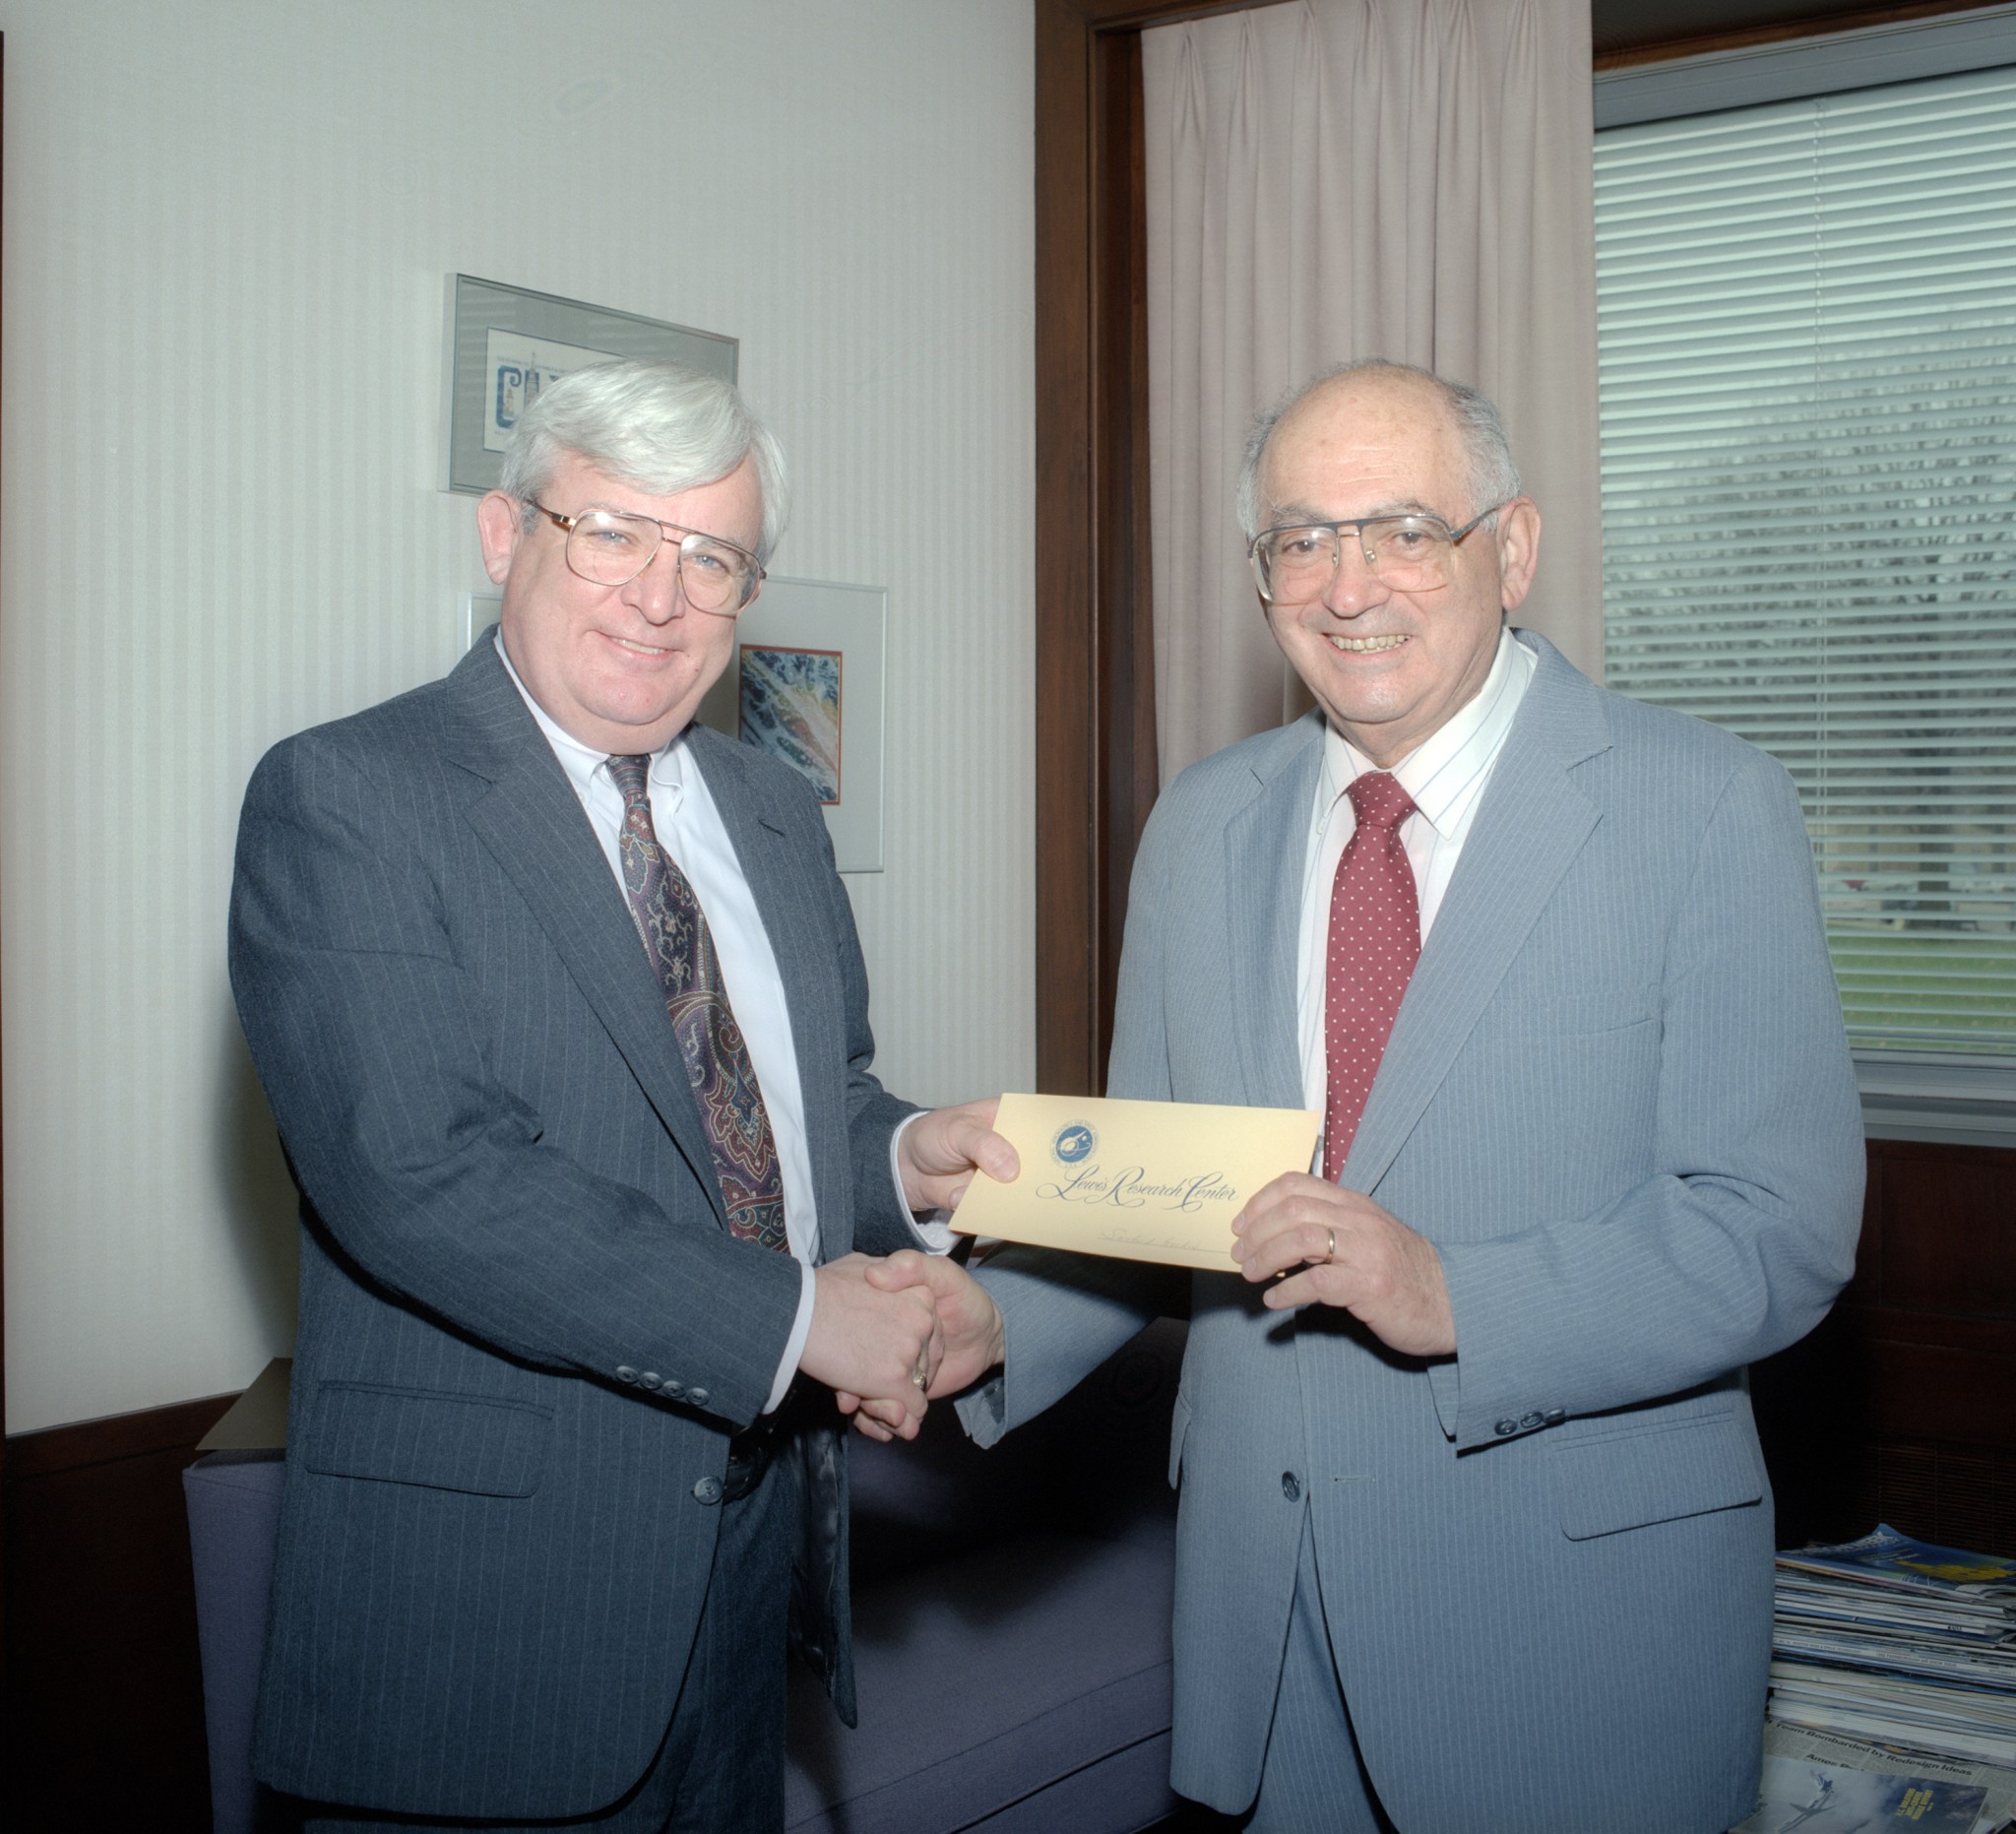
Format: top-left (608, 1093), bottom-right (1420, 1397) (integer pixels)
top-left (1248, 503), bottom-right (1506, 604)
top-left (528, 500), bottom-right (764, 615)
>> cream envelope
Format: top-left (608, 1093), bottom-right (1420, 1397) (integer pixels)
top-left (951, 1093), bottom-right (1322, 1272)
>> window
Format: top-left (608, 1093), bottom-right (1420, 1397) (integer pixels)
top-left (1595, 17), bottom-right (2016, 1141)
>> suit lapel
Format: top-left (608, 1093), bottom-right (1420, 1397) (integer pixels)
top-left (1228, 714), bottom-right (1325, 1110)
top-left (686, 726), bottom-right (852, 1263)
top-left (443, 642), bottom-right (726, 1225)
top-left (1344, 637), bottom-right (1612, 1192)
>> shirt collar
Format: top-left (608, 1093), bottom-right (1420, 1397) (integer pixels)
top-left (493, 631), bottom-right (688, 804)
top-left (1319, 624), bottom-right (1527, 837)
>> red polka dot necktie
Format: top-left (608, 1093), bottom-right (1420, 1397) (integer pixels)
top-left (1322, 771), bottom-right (1420, 1182)
top-left (607, 754), bottom-right (788, 1253)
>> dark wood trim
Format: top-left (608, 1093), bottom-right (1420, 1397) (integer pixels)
top-left (1753, 1137), bottom-right (2016, 1554)
top-left (1035, 0), bottom-right (1257, 1096)
top-left (1091, 28), bottom-right (1159, 1086)
top-left (1594, 0), bottom-right (2013, 70)
top-left (5, 1389), bottom-right (239, 1832)
top-left (1034, 0), bottom-right (1097, 1095)
top-left (5, 1391), bottom-right (237, 1482)
top-left (2, 31), bottom-right (10, 1649)
top-left (1043, 0), bottom-right (1288, 28)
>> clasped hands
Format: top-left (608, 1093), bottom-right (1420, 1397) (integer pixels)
top-left (807, 1249), bottom-right (1006, 1442)
top-left (795, 1098), bottom-right (1014, 1441)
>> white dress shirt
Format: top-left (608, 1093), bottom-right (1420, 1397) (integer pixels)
top-left (498, 638), bottom-right (928, 1410)
top-left (1295, 628), bottom-right (1538, 1153)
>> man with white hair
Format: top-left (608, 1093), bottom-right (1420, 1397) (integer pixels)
top-left (891, 358), bottom-right (1863, 1831)
top-left (230, 358), bottom-right (1008, 1831)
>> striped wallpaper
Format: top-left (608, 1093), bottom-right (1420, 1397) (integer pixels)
top-left (1, 0), bottom-right (1037, 1432)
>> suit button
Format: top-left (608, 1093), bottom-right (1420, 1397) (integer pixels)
top-left (615, 1365), bottom-right (639, 1384)
top-left (663, 1380), bottom-right (685, 1399)
top-left (1493, 1419), bottom-right (1519, 1437)
top-left (693, 1478), bottom-right (723, 1505)
top-left (638, 1371), bottom-right (662, 1391)
top-left (1281, 1472), bottom-right (1301, 1502)
top-left (1519, 1412), bottom-right (1544, 1430)
top-left (1542, 1409), bottom-right (1566, 1425)
top-left (687, 1387), bottom-right (710, 1408)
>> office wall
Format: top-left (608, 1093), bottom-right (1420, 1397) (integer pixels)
top-left (0, 0), bottom-right (1037, 1433)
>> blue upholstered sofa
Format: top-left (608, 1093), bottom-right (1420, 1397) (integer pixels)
top-left (184, 1319), bottom-right (1185, 1834)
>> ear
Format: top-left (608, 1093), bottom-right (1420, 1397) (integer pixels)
top-left (475, 490), bottom-right (524, 586)
top-left (1493, 498), bottom-right (1542, 613)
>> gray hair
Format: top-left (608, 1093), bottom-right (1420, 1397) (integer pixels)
top-left (1234, 357), bottom-right (1522, 541)
top-left (498, 358), bottom-right (788, 564)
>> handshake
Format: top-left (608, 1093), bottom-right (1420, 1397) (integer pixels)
top-left (797, 1097), bottom-right (1018, 1441)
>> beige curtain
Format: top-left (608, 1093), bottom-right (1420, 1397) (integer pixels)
top-left (1145, 0), bottom-right (1602, 782)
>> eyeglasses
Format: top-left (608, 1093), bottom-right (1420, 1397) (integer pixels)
top-left (527, 500), bottom-right (765, 615)
top-left (1247, 503), bottom-right (1507, 604)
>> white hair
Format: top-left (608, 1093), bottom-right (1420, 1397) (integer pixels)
top-left (498, 358), bottom-right (788, 563)
top-left (1234, 358), bottom-right (1522, 540)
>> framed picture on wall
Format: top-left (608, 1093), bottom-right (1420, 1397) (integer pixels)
top-left (699, 578), bottom-right (888, 873)
top-left (439, 275), bottom-right (737, 495)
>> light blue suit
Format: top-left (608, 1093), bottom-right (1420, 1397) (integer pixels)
top-left (962, 633), bottom-right (1863, 1832)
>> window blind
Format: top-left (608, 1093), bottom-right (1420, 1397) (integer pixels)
top-left (1595, 64), bottom-right (2016, 1059)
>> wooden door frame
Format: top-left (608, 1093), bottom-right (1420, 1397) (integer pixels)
top-left (2, 29), bottom-right (12, 1648)
top-left (1033, 0), bottom-right (1261, 1096)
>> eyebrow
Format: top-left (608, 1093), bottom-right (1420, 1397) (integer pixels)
top-left (1266, 497), bottom-right (1446, 526)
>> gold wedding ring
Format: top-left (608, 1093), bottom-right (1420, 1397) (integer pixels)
top-left (1325, 1227), bottom-right (1337, 1263)
top-left (911, 1359), bottom-right (928, 1391)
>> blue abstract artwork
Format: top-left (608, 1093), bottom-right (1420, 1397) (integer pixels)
top-left (738, 645), bottom-right (842, 804)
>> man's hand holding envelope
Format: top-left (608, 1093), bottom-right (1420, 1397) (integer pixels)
top-left (847, 1092), bottom-right (1463, 1440)
top-left (946, 1093), bottom-right (1322, 1271)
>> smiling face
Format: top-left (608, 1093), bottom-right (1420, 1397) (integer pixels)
top-left (477, 449), bottom-right (763, 755)
top-left (1255, 370), bottom-right (1540, 767)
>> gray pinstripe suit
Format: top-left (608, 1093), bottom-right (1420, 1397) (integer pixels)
top-left (228, 634), bottom-right (918, 1822)
top-left (962, 633), bottom-right (1864, 1832)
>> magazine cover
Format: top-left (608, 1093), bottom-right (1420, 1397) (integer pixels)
top-left (1731, 1755), bottom-right (1985, 1833)
top-left (1781, 1528), bottom-right (2016, 1602)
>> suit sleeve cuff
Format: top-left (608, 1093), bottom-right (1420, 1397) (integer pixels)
top-left (767, 1259), bottom-right (818, 1414)
top-left (888, 1111), bottom-right (956, 1254)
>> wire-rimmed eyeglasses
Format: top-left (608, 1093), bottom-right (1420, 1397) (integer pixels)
top-left (1248, 503), bottom-right (1507, 604)
top-left (528, 500), bottom-right (765, 615)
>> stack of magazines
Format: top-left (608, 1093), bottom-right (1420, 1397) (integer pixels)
top-left (1732, 1526), bottom-right (2016, 1834)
